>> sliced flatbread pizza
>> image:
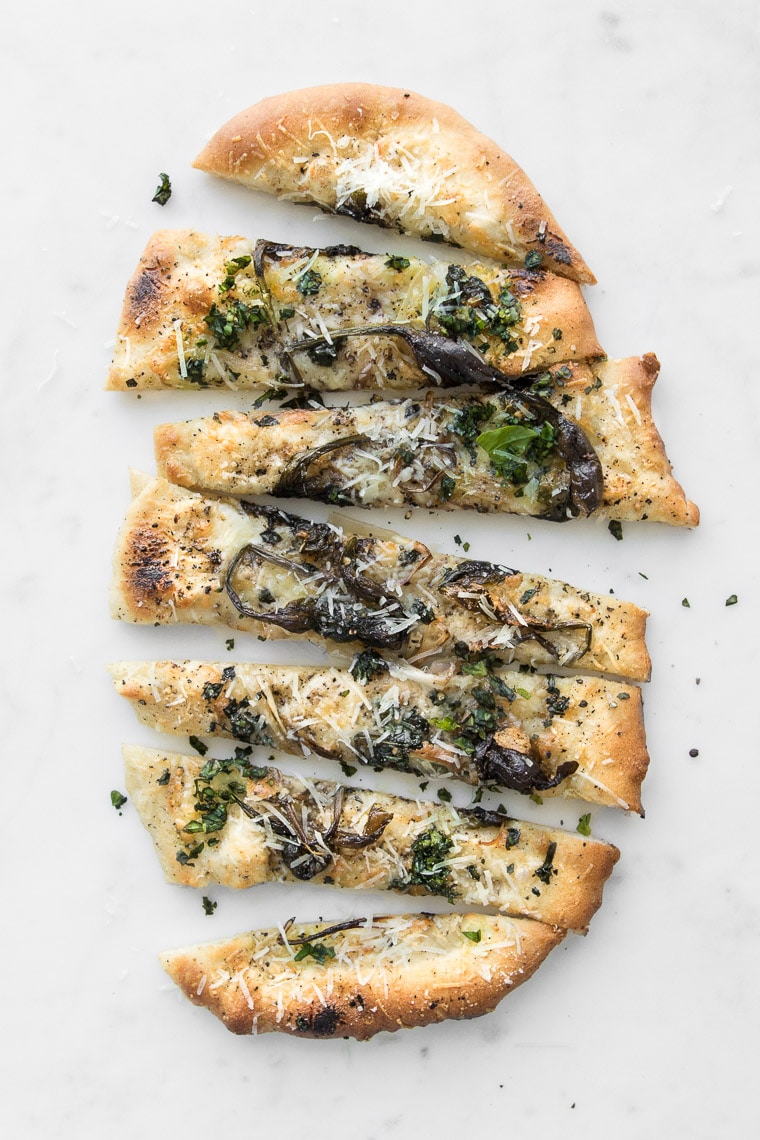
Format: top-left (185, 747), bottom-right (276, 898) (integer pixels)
top-left (111, 474), bottom-right (651, 682)
top-left (193, 83), bottom-right (594, 283)
top-left (155, 356), bottom-right (698, 526)
top-left (124, 744), bottom-right (619, 932)
top-left (160, 912), bottom-right (565, 1040)
top-left (105, 231), bottom-right (603, 392)
top-left (110, 660), bottom-right (649, 812)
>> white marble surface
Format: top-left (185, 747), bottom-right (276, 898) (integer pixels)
top-left (3, 0), bottom-right (759, 1135)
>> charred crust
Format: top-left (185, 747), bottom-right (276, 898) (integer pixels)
top-left (126, 526), bottom-right (174, 599)
top-left (293, 1004), bottom-right (343, 1037)
top-left (543, 235), bottom-right (573, 267)
top-left (127, 265), bottom-right (162, 325)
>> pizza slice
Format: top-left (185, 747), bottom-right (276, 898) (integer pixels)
top-left (111, 474), bottom-right (651, 682)
top-left (160, 912), bottom-right (565, 1040)
top-left (110, 660), bottom-right (649, 812)
top-left (193, 83), bottom-right (595, 283)
top-left (155, 356), bottom-right (698, 525)
top-left (124, 744), bottom-right (619, 932)
top-left (105, 231), bottom-right (603, 392)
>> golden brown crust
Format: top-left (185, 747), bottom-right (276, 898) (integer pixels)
top-left (193, 84), bottom-right (594, 283)
top-left (109, 660), bottom-right (649, 813)
top-left (105, 230), bottom-right (602, 392)
top-left (569, 355), bottom-right (700, 527)
top-left (124, 744), bottom-right (619, 931)
top-left (110, 475), bottom-right (651, 682)
top-left (106, 231), bottom-right (249, 391)
top-left (160, 913), bottom-right (565, 1040)
top-left (153, 356), bottom-right (698, 526)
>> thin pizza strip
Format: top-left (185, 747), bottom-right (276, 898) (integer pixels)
top-left (110, 660), bottom-right (649, 812)
top-left (193, 83), bottom-right (594, 284)
top-left (155, 356), bottom-right (698, 526)
top-left (111, 474), bottom-right (651, 682)
top-left (124, 744), bottom-right (619, 932)
top-left (160, 912), bottom-right (565, 1040)
top-left (105, 231), bottom-right (603, 392)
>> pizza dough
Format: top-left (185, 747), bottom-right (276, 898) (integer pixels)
top-left (154, 356), bottom-right (698, 525)
top-left (105, 231), bottom-right (603, 392)
top-left (110, 474), bottom-right (652, 682)
top-left (193, 83), bottom-right (595, 283)
top-left (124, 744), bottom-right (619, 932)
top-left (110, 659), bottom-right (649, 812)
top-left (160, 912), bottom-right (565, 1040)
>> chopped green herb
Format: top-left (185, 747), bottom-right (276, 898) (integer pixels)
top-left (617, 692), bottom-right (630, 701)
top-left (219, 254), bottom-right (252, 293)
top-left (450, 402), bottom-right (495, 453)
top-left (505, 827), bottom-right (521, 849)
top-left (475, 419), bottom-right (557, 488)
top-left (296, 268), bottom-right (323, 296)
top-left (682, 598), bottom-right (690, 608)
top-left (577, 813), bottom-right (592, 837)
top-left (552, 327), bottom-right (563, 341)
top-left (370, 709), bottom-right (430, 769)
top-left (225, 638), bottom-right (235, 651)
top-left (534, 840), bottom-right (557, 884)
top-left (430, 715), bottom-right (459, 733)
top-left (437, 787), bottom-right (452, 803)
top-left (176, 842), bottom-right (204, 866)
top-left (515, 687), bottom-right (531, 699)
top-left (110, 789), bottom-right (127, 811)
top-left (339, 760), bottom-right (358, 778)
top-left (462, 929), bottom-right (482, 943)
top-left (185, 357), bottom-right (206, 385)
top-left (438, 474), bottom-right (456, 501)
top-left (350, 649), bottom-right (390, 683)
top-left (204, 299), bottom-right (268, 350)
top-left (436, 265), bottom-right (493, 339)
top-left (524, 251), bottom-right (543, 270)
top-left (157, 769), bottom-right (170, 786)
top-left (307, 340), bottom-right (339, 366)
top-left (253, 384), bottom-right (287, 408)
top-left (639, 572), bottom-right (649, 580)
top-left (294, 941), bottom-right (336, 964)
top-left (608, 520), bottom-right (624, 541)
top-left (202, 896), bottom-right (217, 916)
top-left (385, 255), bottom-right (410, 270)
top-left (189, 735), bottom-right (208, 756)
top-left (152, 172), bottom-right (172, 206)
top-left (529, 792), bottom-right (544, 805)
top-left (726, 594), bottom-right (738, 606)
top-left (407, 826), bottom-right (454, 899)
